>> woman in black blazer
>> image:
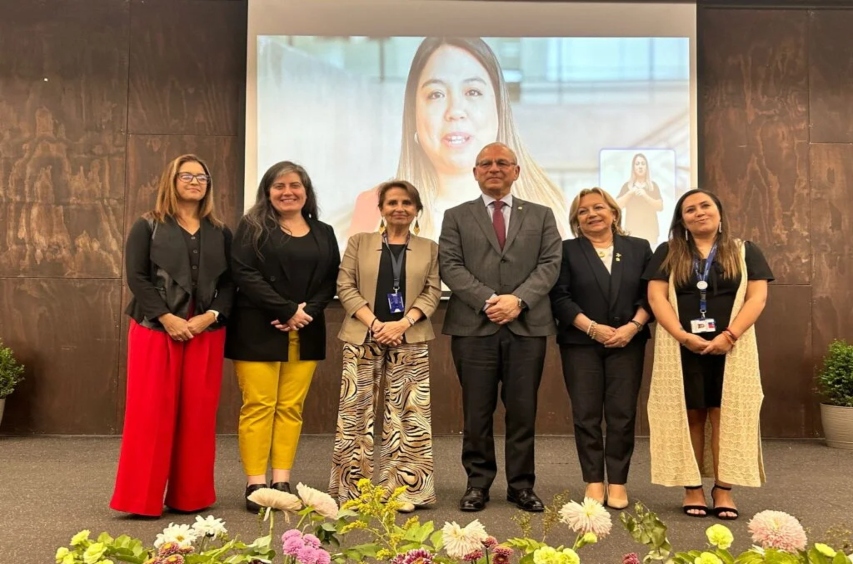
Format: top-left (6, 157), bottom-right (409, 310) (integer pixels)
top-left (225, 161), bottom-right (340, 512)
top-left (550, 187), bottom-right (653, 509)
top-left (112, 154), bottom-right (233, 517)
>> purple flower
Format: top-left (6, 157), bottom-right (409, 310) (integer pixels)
top-left (297, 545), bottom-right (320, 564)
top-left (493, 546), bottom-right (513, 558)
top-left (282, 529), bottom-right (303, 541)
top-left (303, 533), bottom-right (321, 548)
top-left (463, 548), bottom-right (484, 562)
top-left (400, 549), bottom-right (434, 564)
top-left (623, 553), bottom-right (641, 564)
top-left (283, 535), bottom-right (304, 557)
top-left (314, 550), bottom-right (331, 564)
top-left (482, 536), bottom-right (498, 549)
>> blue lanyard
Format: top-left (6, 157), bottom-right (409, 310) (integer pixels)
top-left (382, 232), bottom-right (409, 293)
top-left (693, 244), bottom-right (717, 319)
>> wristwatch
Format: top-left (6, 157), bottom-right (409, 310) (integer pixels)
top-left (207, 309), bottom-right (220, 322)
top-left (516, 297), bottom-right (525, 309)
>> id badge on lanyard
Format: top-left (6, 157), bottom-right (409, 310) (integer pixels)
top-left (690, 244), bottom-right (717, 334)
top-left (384, 233), bottom-right (407, 314)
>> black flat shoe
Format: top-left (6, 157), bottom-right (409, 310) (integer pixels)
top-left (459, 487), bottom-right (489, 512)
top-left (271, 481), bottom-right (291, 494)
top-left (507, 488), bottom-right (545, 512)
top-left (245, 483), bottom-right (267, 513)
top-left (711, 484), bottom-right (739, 520)
top-left (682, 485), bottom-right (708, 518)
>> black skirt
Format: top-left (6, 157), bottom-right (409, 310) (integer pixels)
top-left (680, 349), bottom-right (726, 409)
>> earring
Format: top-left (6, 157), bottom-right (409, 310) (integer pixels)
top-left (413, 218), bottom-right (420, 236)
top-left (718, 222), bottom-right (722, 233)
top-left (414, 132), bottom-right (420, 145)
top-left (685, 230), bottom-right (689, 241)
top-left (379, 218), bottom-right (386, 234)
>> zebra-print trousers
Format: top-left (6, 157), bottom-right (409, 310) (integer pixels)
top-left (329, 339), bottom-right (436, 506)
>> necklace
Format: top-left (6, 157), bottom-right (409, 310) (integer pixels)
top-left (596, 246), bottom-right (613, 259)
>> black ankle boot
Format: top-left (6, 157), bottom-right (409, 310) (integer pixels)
top-left (271, 481), bottom-right (291, 494)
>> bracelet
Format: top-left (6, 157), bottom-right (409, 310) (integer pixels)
top-left (723, 328), bottom-right (738, 345)
top-left (629, 320), bottom-right (643, 332)
top-left (405, 315), bottom-right (416, 327)
top-left (369, 318), bottom-right (379, 331)
top-left (587, 321), bottom-right (598, 338)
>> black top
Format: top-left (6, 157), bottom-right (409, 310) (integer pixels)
top-left (180, 227), bottom-right (201, 291)
top-left (124, 216), bottom-right (233, 329)
top-left (550, 234), bottom-right (653, 345)
top-left (643, 241), bottom-right (774, 337)
top-left (279, 232), bottom-right (320, 303)
top-left (373, 243), bottom-right (407, 322)
top-left (225, 217), bottom-right (341, 362)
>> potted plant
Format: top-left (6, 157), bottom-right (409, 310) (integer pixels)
top-left (0, 339), bottom-right (25, 428)
top-left (817, 339), bottom-right (853, 449)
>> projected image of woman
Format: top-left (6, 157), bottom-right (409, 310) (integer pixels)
top-left (616, 153), bottom-right (663, 246)
top-left (348, 37), bottom-right (569, 239)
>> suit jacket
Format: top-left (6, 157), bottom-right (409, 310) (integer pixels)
top-left (550, 234), bottom-right (653, 345)
top-left (337, 232), bottom-right (441, 344)
top-left (125, 215), bottom-right (233, 330)
top-left (439, 196), bottom-right (562, 337)
top-left (225, 217), bottom-right (340, 362)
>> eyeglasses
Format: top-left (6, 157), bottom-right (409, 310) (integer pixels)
top-left (476, 159), bottom-right (517, 170)
top-left (176, 173), bottom-right (211, 184)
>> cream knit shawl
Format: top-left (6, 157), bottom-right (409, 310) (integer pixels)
top-left (648, 242), bottom-right (765, 487)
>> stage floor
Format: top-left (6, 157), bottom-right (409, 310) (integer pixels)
top-left (1, 435), bottom-right (850, 563)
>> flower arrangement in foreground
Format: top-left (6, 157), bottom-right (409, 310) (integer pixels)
top-left (55, 481), bottom-right (853, 564)
top-left (621, 502), bottom-right (853, 564)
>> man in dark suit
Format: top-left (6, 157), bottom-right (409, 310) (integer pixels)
top-left (439, 142), bottom-right (562, 512)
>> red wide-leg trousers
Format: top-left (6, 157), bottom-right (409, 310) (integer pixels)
top-left (110, 321), bottom-right (226, 516)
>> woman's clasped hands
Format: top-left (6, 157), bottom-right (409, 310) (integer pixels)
top-left (270, 302), bottom-right (313, 332)
top-left (372, 319), bottom-right (408, 347)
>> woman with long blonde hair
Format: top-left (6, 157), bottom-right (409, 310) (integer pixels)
top-left (112, 154), bottom-right (233, 516)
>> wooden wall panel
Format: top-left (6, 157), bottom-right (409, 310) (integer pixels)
top-left (809, 11), bottom-right (853, 144)
top-left (127, 0), bottom-right (246, 136)
top-left (700, 9), bottom-right (810, 285)
top-left (755, 285), bottom-right (815, 438)
top-left (0, 0), bottom-right (128, 278)
top-left (811, 144), bottom-right (853, 386)
top-left (0, 279), bottom-right (122, 434)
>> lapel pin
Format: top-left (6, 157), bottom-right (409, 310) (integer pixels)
top-left (517, 205), bottom-right (523, 210)
top-left (615, 253), bottom-right (622, 262)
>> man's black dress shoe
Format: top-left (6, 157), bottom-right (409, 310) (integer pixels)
top-left (507, 488), bottom-right (545, 512)
top-left (245, 483), bottom-right (267, 513)
top-left (271, 482), bottom-right (291, 494)
top-left (459, 487), bottom-right (489, 512)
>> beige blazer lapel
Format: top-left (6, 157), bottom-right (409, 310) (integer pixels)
top-left (358, 232), bottom-right (384, 309)
top-left (404, 236), bottom-right (431, 310)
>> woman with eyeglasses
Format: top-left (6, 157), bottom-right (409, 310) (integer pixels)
top-left (111, 154), bottom-right (233, 517)
top-left (226, 161), bottom-right (340, 512)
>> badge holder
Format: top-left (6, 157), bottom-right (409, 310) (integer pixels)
top-left (690, 249), bottom-right (717, 334)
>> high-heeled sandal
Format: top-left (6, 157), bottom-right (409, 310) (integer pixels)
top-left (711, 484), bottom-right (739, 520)
top-left (682, 485), bottom-right (708, 517)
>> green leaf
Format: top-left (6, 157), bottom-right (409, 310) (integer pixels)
top-left (429, 530), bottom-right (444, 551)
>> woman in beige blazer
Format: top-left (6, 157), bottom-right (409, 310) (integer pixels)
top-left (329, 180), bottom-right (441, 512)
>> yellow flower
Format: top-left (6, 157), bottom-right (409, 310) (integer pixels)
top-left (83, 542), bottom-right (107, 564)
top-left (55, 547), bottom-right (75, 564)
top-left (815, 543), bottom-right (836, 557)
top-left (693, 553), bottom-right (723, 564)
top-left (581, 533), bottom-right (597, 544)
top-left (560, 548), bottom-right (580, 564)
top-left (706, 524), bottom-right (734, 550)
top-left (376, 549), bottom-right (393, 561)
top-left (71, 530), bottom-right (91, 547)
top-left (533, 546), bottom-right (559, 564)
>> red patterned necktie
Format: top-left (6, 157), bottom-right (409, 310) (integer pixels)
top-left (492, 200), bottom-right (506, 250)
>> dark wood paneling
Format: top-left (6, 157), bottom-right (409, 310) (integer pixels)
top-left (0, 279), bottom-right (122, 434)
top-left (700, 10), bottom-right (810, 285)
top-left (0, 0), bottom-right (128, 278)
top-left (116, 134), bottom-right (244, 431)
top-left (756, 285), bottom-right (814, 437)
top-left (809, 11), bottom-right (853, 143)
top-left (811, 144), bottom-right (853, 392)
top-left (127, 0), bottom-right (247, 136)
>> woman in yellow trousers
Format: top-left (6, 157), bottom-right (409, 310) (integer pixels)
top-left (226, 161), bottom-right (340, 512)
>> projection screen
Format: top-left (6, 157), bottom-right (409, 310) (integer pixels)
top-left (246, 0), bottom-right (697, 250)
